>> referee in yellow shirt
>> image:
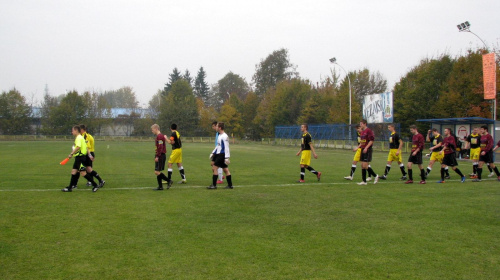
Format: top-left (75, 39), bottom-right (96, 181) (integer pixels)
top-left (62, 125), bottom-right (98, 192)
top-left (80, 125), bottom-right (105, 189)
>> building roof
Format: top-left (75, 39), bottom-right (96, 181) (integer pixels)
top-left (30, 107), bottom-right (152, 118)
top-left (416, 117), bottom-right (495, 125)
top-left (109, 108), bottom-right (150, 118)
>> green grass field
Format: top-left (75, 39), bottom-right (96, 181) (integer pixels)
top-left (1, 140), bottom-right (499, 279)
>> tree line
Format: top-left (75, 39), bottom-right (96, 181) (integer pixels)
top-left (1, 48), bottom-right (499, 138)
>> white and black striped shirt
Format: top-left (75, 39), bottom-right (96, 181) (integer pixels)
top-left (212, 132), bottom-right (230, 158)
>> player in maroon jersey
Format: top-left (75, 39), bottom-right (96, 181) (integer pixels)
top-left (437, 128), bottom-right (466, 183)
top-left (491, 139), bottom-right (500, 152)
top-left (473, 125), bottom-right (500, 182)
top-left (357, 119), bottom-right (380, 185)
top-left (151, 124), bottom-right (173, 190)
top-left (405, 125), bottom-right (426, 184)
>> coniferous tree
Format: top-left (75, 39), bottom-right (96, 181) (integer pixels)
top-left (184, 69), bottom-right (193, 87)
top-left (164, 68), bottom-right (183, 95)
top-left (159, 80), bottom-right (199, 135)
top-left (194, 67), bottom-right (210, 103)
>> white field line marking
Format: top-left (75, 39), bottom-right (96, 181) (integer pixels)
top-left (0, 178), bottom-right (492, 192)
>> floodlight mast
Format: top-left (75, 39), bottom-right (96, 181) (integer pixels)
top-left (330, 57), bottom-right (352, 141)
top-left (457, 21), bottom-right (495, 120)
top-left (457, 21), bottom-right (488, 50)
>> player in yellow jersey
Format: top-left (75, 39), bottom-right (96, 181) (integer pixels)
top-left (166, 123), bottom-right (186, 184)
top-left (296, 124), bottom-right (321, 183)
top-left (80, 124), bottom-right (105, 189)
top-left (425, 128), bottom-right (449, 179)
top-left (380, 124), bottom-right (407, 180)
top-left (466, 127), bottom-right (484, 178)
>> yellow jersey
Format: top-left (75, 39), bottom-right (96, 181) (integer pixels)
top-left (74, 134), bottom-right (87, 156)
top-left (82, 132), bottom-right (95, 152)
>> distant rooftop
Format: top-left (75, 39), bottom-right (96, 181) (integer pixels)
top-left (31, 107), bottom-right (153, 118)
top-left (416, 117), bottom-right (495, 125)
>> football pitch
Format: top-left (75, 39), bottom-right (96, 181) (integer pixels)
top-left (1, 141), bottom-right (499, 279)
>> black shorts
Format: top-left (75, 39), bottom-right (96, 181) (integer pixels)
top-left (479, 150), bottom-right (494, 163)
top-left (155, 153), bottom-right (166, 171)
top-left (442, 153), bottom-right (458, 167)
top-left (84, 152), bottom-right (95, 168)
top-left (72, 155), bottom-right (86, 170)
top-left (360, 149), bottom-right (372, 162)
top-left (213, 153), bottom-right (228, 168)
top-left (408, 151), bottom-right (423, 165)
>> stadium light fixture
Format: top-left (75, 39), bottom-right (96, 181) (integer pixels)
top-left (330, 57), bottom-right (352, 140)
top-left (457, 21), bottom-right (487, 49)
top-left (456, 21), bottom-right (494, 119)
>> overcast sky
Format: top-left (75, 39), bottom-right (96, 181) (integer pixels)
top-left (1, 0), bottom-right (498, 106)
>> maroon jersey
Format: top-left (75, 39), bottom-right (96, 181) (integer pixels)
top-left (359, 128), bottom-right (375, 149)
top-left (497, 140), bottom-right (500, 148)
top-left (411, 133), bottom-right (424, 152)
top-left (155, 133), bottom-right (166, 157)
top-left (480, 134), bottom-right (494, 152)
top-left (442, 135), bottom-right (456, 154)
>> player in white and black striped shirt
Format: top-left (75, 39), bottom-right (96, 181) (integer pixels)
top-left (208, 123), bottom-right (233, 189)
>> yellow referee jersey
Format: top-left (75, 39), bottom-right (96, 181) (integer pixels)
top-left (82, 132), bottom-right (95, 152)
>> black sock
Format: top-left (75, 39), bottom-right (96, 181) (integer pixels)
top-left (473, 164), bottom-right (477, 175)
top-left (362, 169), bottom-right (367, 182)
top-left (384, 165), bottom-right (391, 176)
top-left (367, 167), bottom-right (376, 177)
top-left (477, 168), bottom-right (483, 179)
top-left (212, 174), bottom-right (218, 186)
top-left (84, 174), bottom-right (97, 187)
top-left (168, 169), bottom-right (172, 180)
top-left (408, 169), bottom-right (413, 180)
top-left (160, 173), bottom-right (169, 182)
top-left (157, 175), bottom-right (163, 188)
top-left (420, 169), bottom-right (426, 181)
top-left (488, 165), bottom-right (493, 173)
top-left (426, 167), bottom-right (431, 175)
top-left (445, 168), bottom-right (450, 176)
top-left (74, 173), bottom-right (81, 186)
top-left (226, 175), bottom-right (232, 186)
top-left (400, 165), bottom-right (407, 176)
top-left (306, 166), bottom-right (318, 175)
top-left (350, 166), bottom-right (356, 177)
top-left (179, 168), bottom-right (186, 179)
top-left (455, 168), bottom-right (464, 177)
top-left (494, 166), bottom-right (500, 176)
top-left (90, 170), bottom-right (103, 183)
top-left (440, 168), bottom-right (445, 181)
top-left (300, 167), bottom-right (305, 180)
top-left (70, 174), bottom-right (78, 187)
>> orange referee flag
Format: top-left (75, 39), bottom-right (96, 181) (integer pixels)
top-left (60, 158), bottom-right (70, 165)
